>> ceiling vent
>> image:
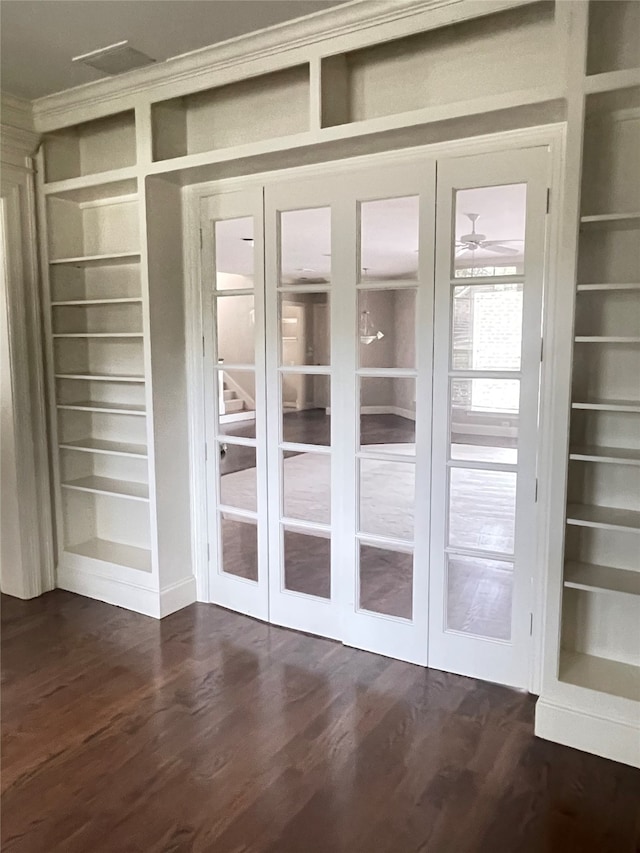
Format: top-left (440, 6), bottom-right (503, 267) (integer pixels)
top-left (72, 41), bottom-right (156, 76)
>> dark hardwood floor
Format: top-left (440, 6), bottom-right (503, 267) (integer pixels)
top-left (2, 591), bottom-right (639, 853)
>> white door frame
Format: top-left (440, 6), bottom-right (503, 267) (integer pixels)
top-left (183, 123), bottom-right (565, 692)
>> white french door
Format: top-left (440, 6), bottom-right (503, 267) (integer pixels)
top-left (201, 143), bottom-right (549, 684)
top-left (428, 147), bottom-right (548, 688)
top-left (264, 163), bottom-right (436, 663)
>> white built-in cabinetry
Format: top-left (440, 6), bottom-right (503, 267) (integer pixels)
top-left (536, 0), bottom-right (640, 768)
top-left (30, 0), bottom-right (640, 764)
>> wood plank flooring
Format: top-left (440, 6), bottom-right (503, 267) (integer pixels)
top-left (2, 591), bottom-right (639, 853)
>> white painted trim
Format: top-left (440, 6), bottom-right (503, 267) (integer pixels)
top-left (31, 0), bottom-right (538, 129)
top-left (159, 576), bottom-right (198, 617)
top-left (57, 565), bottom-right (161, 617)
top-left (535, 698), bottom-right (640, 769)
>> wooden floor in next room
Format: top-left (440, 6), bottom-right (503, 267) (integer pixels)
top-left (2, 591), bottom-right (639, 853)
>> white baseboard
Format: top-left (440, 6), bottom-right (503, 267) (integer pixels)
top-left (160, 576), bottom-right (197, 616)
top-left (57, 566), bottom-right (197, 619)
top-left (220, 411), bottom-right (255, 424)
top-left (535, 698), bottom-right (640, 768)
top-left (329, 405), bottom-right (417, 421)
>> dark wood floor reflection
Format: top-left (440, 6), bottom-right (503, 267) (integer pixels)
top-left (2, 593), bottom-right (639, 853)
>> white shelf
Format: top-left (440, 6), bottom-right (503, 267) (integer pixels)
top-left (51, 298), bottom-right (142, 306)
top-left (577, 283), bottom-right (640, 292)
top-left (566, 503), bottom-right (640, 533)
top-left (559, 651), bottom-right (640, 703)
top-left (574, 336), bottom-right (640, 343)
top-left (564, 561), bottom-right (640, 598)
top-left (572, 398), bottom-right (640, 413)
top-left (55, 373), bottom-right (145, 383)
top-left (61, 475), bottom-right (149, 501)
top-left (43, 170), bottom-right (138, 199)
top-left (569, 446), bottom-right (640, 465)
top-left (66, 537), bottom-right (151, 572)
top-left (52, 332), bottom-right (143, 339)
top-left (57, 400), bottom-right (146, 415)
top-left (49, 252), bottom-right (141, 267)
top-left (584, 67), bottom-right (640, 95)
top-left (580, 213), bottom-right (640, 228)
top-left (59, 438), bottom-right (148, 458)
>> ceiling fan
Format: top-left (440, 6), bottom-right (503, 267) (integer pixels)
top-left (455, 213), bottom-right (523, 257)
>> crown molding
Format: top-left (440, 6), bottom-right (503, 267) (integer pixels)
top-left (1, 93), bottom-right (36, 132)
top-left (1, 94), bottom-right (39, 163)
top-left (31, 0), bottom-right (536, 131)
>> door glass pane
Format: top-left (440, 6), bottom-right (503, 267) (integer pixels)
top-left (453, 184), bottom-right (526, 278)
top-left (279, 292), bottom-right (330, 367)
top-left (220, 513), bottom-right (258, 582)
top-left (283, 451), bottom-right (330, 524)
top-left (446, 555), bottom-right (513, 641)
top-left (452, 284), bottom-right (523, 371)
top-left (448, 468), bottom-right (516, 555)
top-left (450, 378), bottom-right (519, 464)
top-left (280, 208), bottom-right (331, 286)
top-left (359, 543), bottom-right (413, 620)
top-left (216, 370), bottom-right (256, 439)
top-left (360, 196), bottom-right (419, 282)
top-left (359, 377), bottom-right (415, 450)
top-left (216, 294), bottom-right (255, 364)
top-left (358, 289), bottom-right (416, 368)
top-left (281, 374), bottom-right (330, 446)
top-left (215, 217), bottom-right (254, 290)
top-left (359, 458), bottom-right (414, 542)
top-left (219, 444), bottom-right (256, 512)
top-left (283, 527), bottom-right (330, 599)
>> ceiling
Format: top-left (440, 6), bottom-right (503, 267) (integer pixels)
top-left (1, 0), bottom-right (345, 100)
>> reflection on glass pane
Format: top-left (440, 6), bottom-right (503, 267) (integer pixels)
top-left (359, 459), bottom-right (414, 541)
top-left (221, 513), bottom-right (258, 582)
top-left (282, 374), bottom-right (330, 446)
top-left (452, 284), bottom-right (523, 371)
top-left (359, 377), bottom-right (415, 450)
top-left (359, 544), bottom-right (413, 619)
top-left (217, 370), bottom-right (256, 439)
top-left (360, 196), bottom-right (419, 282)
top-left (284, 527), bottom-right (330, 599)
top-left (215, 217), bottom-right (254, 290)
top-left (216, 294), bottom-right (255, 365)
top-left (280, 292), bottom-right (330, 366)
top-left (283, 451), bottom-right (330, 524)
top-left (219, 444), bottom-right (256, 512)
top-left (446, 555), bottom-right (513, 640)
top-left (280, 208), bottom-right (331, 286)
top-left (359, 289), bottom-right (415, 368)
top-left (454, 184), bottom-right (526, 278)
top-left (450, 378), bottom-right (519, 464)
top-left (448, 468), bottom-right (516, 555)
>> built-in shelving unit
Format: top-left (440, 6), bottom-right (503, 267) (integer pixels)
top-left (151, 65), bottom-right (310, 161)
top-left (551, 12), bottom-right (640, 763)
top-left (38, 114), bottom-right (160, 606)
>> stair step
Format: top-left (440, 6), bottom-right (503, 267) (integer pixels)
top-left (223, 389), bottom-right (237, 402)
top-left (224, 399), bottom-right (244, 413)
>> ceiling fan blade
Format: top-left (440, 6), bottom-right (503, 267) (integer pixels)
top-left (482, 244), bottom-right (519, 255)
top-left (482, 239), bottom-right (524, 246)
top-left (455, 247), bottom-right (472, 256)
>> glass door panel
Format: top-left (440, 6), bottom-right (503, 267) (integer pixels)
top-left (429, 147), bottom-right (548, 689)
top-left (202, 187), bottom-right (268, 620)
